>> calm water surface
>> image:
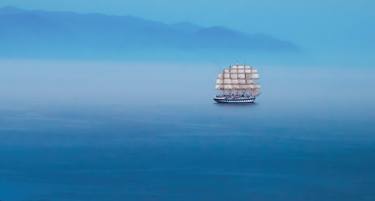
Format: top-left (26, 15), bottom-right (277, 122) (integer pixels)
top-left (0, 60), bottom-right (374, 201)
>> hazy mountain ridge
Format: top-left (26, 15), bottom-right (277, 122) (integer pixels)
top-left (0, 7), bottom-right (298, 59)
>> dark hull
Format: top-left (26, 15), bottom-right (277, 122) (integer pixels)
top-left (213, 97), bottom-right (255, 104)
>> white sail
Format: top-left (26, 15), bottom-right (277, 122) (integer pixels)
top-left (223, 79), bottom-right (232, 84)
top-left (224, 85), bottom-right (233, 89)
top-left (231, 74), bottom-right (238, 79)
top-left (238, 79), bottom-right (246, 84)
top-left (232, 84), bottom-right (240, 89)
top-left (247, 74), bottom-right (259, 79)
top-left (215, 64), bottom-right (261, 97)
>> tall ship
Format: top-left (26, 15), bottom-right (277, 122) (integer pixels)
top-left (214, 64), bottom-right (261, 103)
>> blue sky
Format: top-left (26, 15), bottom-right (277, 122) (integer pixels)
top-left (1, 0), bottom-right (374, 59)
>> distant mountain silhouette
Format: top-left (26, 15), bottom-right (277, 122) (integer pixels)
top-left (0, 7), bottom-right (298, 59)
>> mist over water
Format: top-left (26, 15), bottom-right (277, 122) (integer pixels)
top-left (0, 60), bottom-right (375, 201)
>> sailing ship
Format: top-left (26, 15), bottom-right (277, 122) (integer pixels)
top-left (214, 64), bottom-right (261, 103)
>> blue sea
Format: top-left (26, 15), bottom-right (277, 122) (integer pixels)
top-left (0, 60), bottom-right (374, 201)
